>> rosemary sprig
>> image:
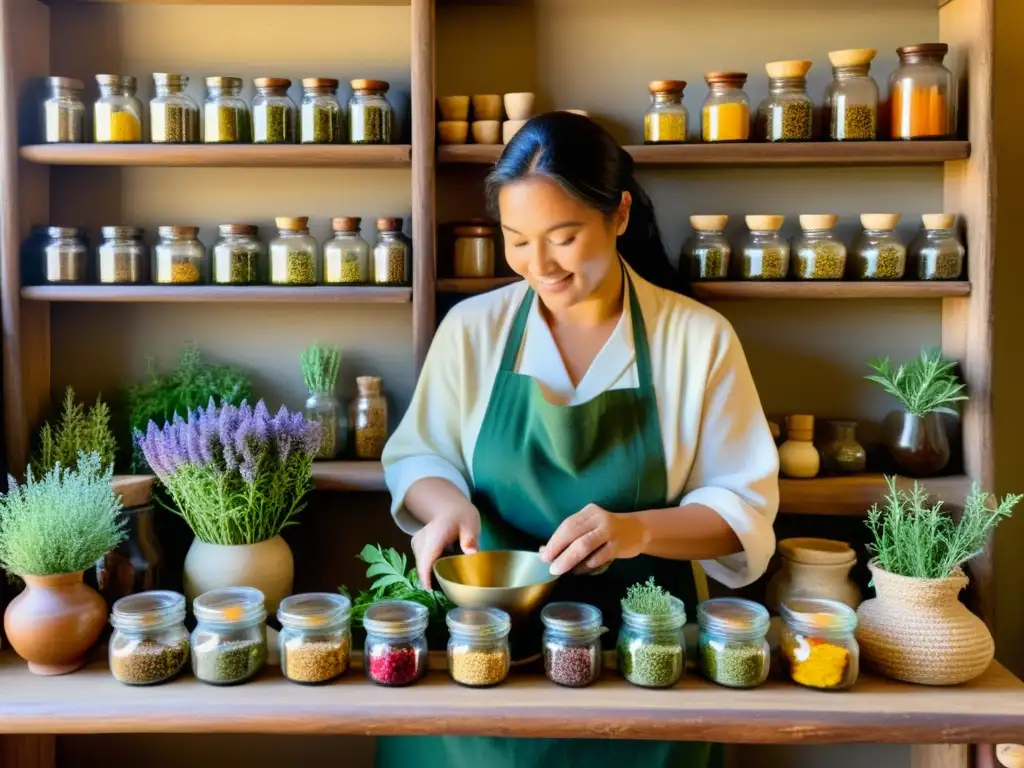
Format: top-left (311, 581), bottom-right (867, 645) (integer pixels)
top-left (300, 343), bottom-right (341, 395)
top-left (865, 346), bottom-right (968, 418)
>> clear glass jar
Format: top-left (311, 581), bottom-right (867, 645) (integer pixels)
top-left (42, 227), bottom-right (87, 284)
top-left (278, 592), bottom-right (352, 685)
top-left (740, 215), bottom-right (789, 280)
top-left (825, 50), bottom-right (879, 141)
top-left (617, 595), bottom-right (686, 688)
top-left (351, 375), bottom-right (388, 459)
top-left (851, 214), bottom-right (907, 279)
top-left (94, 74), bottom-right (143, 143)
top-left (821, 420), bottom-right (867, 475)
top-left (792, 215), bottom-right (847, 280)
top-left (191, 586), bottom-right (268, 686)
top-left (682, 215), bottom-right (731, 280)
top-left (269, 217), bottom-right (319, 285)
top-left (154, 226), bottom-right (205, 285)
top-left (447, 607), bottom-right (511, 688)
top-left (98, 225), bottom-right (146, 284)
top-left (204, 76), bottom-right (251, 143)
top-left (643, 80), bottom-right (688, 144)
top-left (253, 77), bottom-right (297, 144)
top-left (306, 391), bottom-right (345, 460)
top-left (150, 73), bottom-right (200, 144)
top-left (453, 224), bottom-right (496, 278)
top-left (702, 72), bottom-right (749, 143)
top-left (757, 61), bottom-right (813, 142)
top-left (908, 214), bottom-right (965, 280)
top-left (697, 598), bottom-right (770, 689)
top-left (42, 76), bottom-right (85, 143)
top-left (323, 217), bottom-right (370, 284)
top-left (300, 78), bottom-right (344, 144)
top-left (349, 79), bottom-right (394, 144)
top-left (212, 224), bottom-right (262, 285)
top-left (890, 43), bottom-right (957, 140)
top-left (109, 591), bottom-right (190, 686)
top-left (364, 600), bottom-right (428, 687)
top-left (541, 602), bottom-right (604, 688)
top-left (780, 597), bottom-right (859, 691)
top-left (373, 218), bottom-right (411, 285)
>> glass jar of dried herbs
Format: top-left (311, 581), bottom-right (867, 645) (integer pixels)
top-left (323, 217), bottom-right (370, 284)
top-left (447, 607), bottom-right (511, 688)
top-left (212, 224), bottom-right (262, 285)
top-left (349, 79), bottom-right (394, 144)
top-left (825, 49), bottom-right (879, 141)
top-left (42, 76), bottom-right (85, 143)
top-left (682, 215), bottom-right (731, 280)
top-left (792, 214), bottom-right (847, 280)
top-left (364, 600), bottom-right (429, 687)
top-left (253, 77), bottom-right (296, 144)
top-left (644, 80), bottom-right (688, 144)
top-left (697, 598), bottom-right (770, 689)
top-left (757, 60), bottom-right (814, 142)
top-left (154, 226), bottom-right (206, 285)
top-left (278, 593), bottom-right (352, 685)
top-left (908, 214), bottom-right (965, 280)
top-left (300, 78), bottom-right (344, 144)
top-left (150, 73), bottom-right (200, 144)
top-left (109, 591), bottom-right (190, 686)
top-left (740, 215), bottom-right (790, 280)
top-left (780, 597), bottom-right (859, 690)
top-left (98, 225), bottom-right (146, 284)
top-left (372, 218), bottom-right (410, 285)
top-left (191, 586), bottom-right (268, 686)
top-left (269, 217), bottom-right (319, 285)
top-left (851, 213), bottom-right (907, 279)
top-left (617, 584), bottom-right (686, 689)
top-left (204, 76), bottom-right (251, 143)
top-left (351, 375), bottom-right (388, 459)
top-left (541, 602), bottom-right (604, 688)
top-left (94, 74), bottom-right (143, 143)
top-left (41, 227), bottom-right (87, 284)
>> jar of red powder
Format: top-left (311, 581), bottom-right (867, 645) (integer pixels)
top-left (363, 600), bottom-right (429, 687)
top-left (541, 602), bottom-right (605, 688)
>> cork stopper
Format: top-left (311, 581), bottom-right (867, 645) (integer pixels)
top-left (690, 215), bottom-right (729, 232)
top-left (453, 224), bottom-right (495, 237)
top-left (648, 80), bottom-right (686, 94)
top-left (922, 213), bottom-right (956, 230)
top-left (332, 217), bottom-right (361, 232)
top-left (357, 375), bottom-right (383, 395)
top-left (779, 538), bottom-right (856, 566)
top-left (786, 414), bottom-right (815, 441)
top-left (218, 224), bottom-right (258, 236)
top-left (799, 214), bottom-right (839, 231)
top-left (897, 43), bottom-right (949, 59)
top-left (828, 49), bottom-right (877, 68)
top-left (377, 217), bottom-right (402, 232)
top-left (254, 77), bottom-right (291, 90)
top-left (351, 79), bottom-right (390, 93)
top-left (861, 213), bottom-right (901, 230)
top-left (158, 225), bottom-right (199, 239)
top-left (276, 217), bottom-right (309, 231)
top-left (746, 215), bottom-right (784, 232)
top-left (765, 60), bottom-right (812, 79)
top-left (206, 76), bottom-right (242, 90)
top-left (705, 72), bottom-right (748, 88)
top-left (302, 78), bottom-right (339, 91)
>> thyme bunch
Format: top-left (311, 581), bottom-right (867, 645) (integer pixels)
top-left (622, 577), bottom-right (673, 615)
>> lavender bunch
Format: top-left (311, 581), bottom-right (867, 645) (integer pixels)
top-left (135, 398), bottom-right (321, 546)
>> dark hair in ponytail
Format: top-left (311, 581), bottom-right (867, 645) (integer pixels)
top-left (485, 111), bottom-right (688, 295)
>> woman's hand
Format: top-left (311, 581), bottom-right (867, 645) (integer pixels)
top-left (410, 500), bottom-right (481, 590)
top-left (539, 504), bottom-right (649, 576)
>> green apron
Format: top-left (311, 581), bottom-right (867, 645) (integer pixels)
top-left (378, 275), bottom-right (718, 768)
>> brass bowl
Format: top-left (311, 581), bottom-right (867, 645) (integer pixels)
top-left (433, 550), bottom-right (558, 618)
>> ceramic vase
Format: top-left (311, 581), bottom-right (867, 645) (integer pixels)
top-left (766, 538), bottom-right (861, 612)
top-left (887, 410), bottom-right (951, 477)
top-left (856, 561), bottom-right (993, 685)
top-left (183, 535), bottom-right (294, 613)
top-left (4, 571), bottom-right (107, 675)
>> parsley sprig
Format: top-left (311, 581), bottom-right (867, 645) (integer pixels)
top-left (340, 544), bottom-right (453, 628)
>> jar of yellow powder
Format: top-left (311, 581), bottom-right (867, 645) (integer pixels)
top-left (94, 74), bottom-right (143, 143)
top-left (702, 72), bottom-right (750, 142)
top-left (154, 226), bottom-right (206, 285)
top-left (780, 597), bottom-right (859, 690)
top-left (643, 80), bottom-right (688, 144)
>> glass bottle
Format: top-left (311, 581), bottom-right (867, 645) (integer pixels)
top-left (306, 389), bottom-right (345, 461)
top-left (890, 43), bottom-right (957, 140)
top-left (825, 49), bottom-right (879, 141)
top-left (757, 60), bottom-right (813, 142)
top-left (682, 215), bottom-right (731, 280)
top-left (154, 226), bottom-right (205, 285)
top-left (323, 217), bottom-right (370, 284)
top-left (541, 602), bottom-right (604, 688)
top-left (109, 591), bottom-right (189, 686)
top-left (740, 215), bottom-right (789, 280)
top-left (278, 593), bottom-right (352, 685)
top-left (697, 598), bottom-right (770, 689)
top-left (351, 375), bottom-right (388, 459)
top-left (300, 78), bottom-right (344, 144)
top-left (643, 80), bottom-right (688, 144)
top-left (204, 76), bottom-right (251, 143)
top-left (98, 226), bottom-right (146, 284)
top-left (42, 227), bottom-right (87, 284)
top-left (150, 73), bottom-right (200, 144)
top-left (93, 487), bottom-right (163, 607)
top-left (364, 600), bottom-right (428, 687)
top-left (780, 597), bottom-right (859, 691)
top-left (212, 224), bottom-right (262, 285)
top-left (908, 214), bottom-right (965, 280)
top-left (349, 79), bottom-right (394, 144)
top-left (447, 607), bottom-right (512, 688)
top-left (269, 217), bottom-right (319, 285)
top-left (851, 214), bottom-right (907, 279)
top-left (42, 76), bottom-right (85, 143)
top-left (821, 420), bottom-right (867, 475)
top-left (453, 224), bottom-right (496, 278)
top-left (253, 77), bottom-right (297, 144)
top-left (373, 218), bottom-right (411, 285)
top-left (191, 586), bottom-right (268, 686)
top-left (779, 414), bottom-right (820, 478)
top-left (791, 214), bottom-right (847, 280)
top-left (702, 72), bottom-right (750, 143)
top-left (617, 594), bottom-right (686, 688)
top-left (94, 74), bottom-right (143, 143)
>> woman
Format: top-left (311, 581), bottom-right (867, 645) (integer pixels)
top-left (379, 112), bottom-right (779, 768)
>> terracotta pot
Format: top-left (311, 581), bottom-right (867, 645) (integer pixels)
top-left (887, 410), bottom-right (951, 477)
top-left (183, 535), bottom-right (293, 613)
top-left (856, 561), bottom-right (993, 685)
top-left (766, 538), bottom-right (861, 612)
top-left (4, 571), bottom-right (107, 675)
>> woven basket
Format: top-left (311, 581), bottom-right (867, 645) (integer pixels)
top-left (856, 561), bottom-right (994, 685)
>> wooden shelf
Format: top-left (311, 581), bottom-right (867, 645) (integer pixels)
top-left (437, 277), bottom-right (521, 294)
top-left (438, 141), bottom-right (971, 166)
top-left (19, 144), bottom-right (412, 168)
top-left (312, 461), bottom-right (386, 492)
top-left (779, 474), bottom-right (972, 516)
top-left (693, 282), bottom-right (971, 300)
top-left (21, 286), bottom-right (412, 304)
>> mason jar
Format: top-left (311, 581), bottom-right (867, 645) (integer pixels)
top-left (697, 598), bottom-right (770, 689)
top-left (98, 225), bottom-right (146, 284)
top-left (154, 226), bottom-right (205, 285)
top-left (150, 73), bottom-right (200, 144)
top-left (826, 49), bottom-right (879, 141)
top-left (644, 80), bottom-right (688, 144)
top-left (364, 600), bottom-right (428, 687)
top-left (349, 79), bottom-right (394, 144)
top-left (541, 602), bottom-right (604, 688)
top-left (780, 597), bottom-right (859, 690)
top-left (42, 76), bottom-right (85, 143)
top-left (191, 586), bottom-right (268, 686)
top-left (306, 391), bottom-right (345, 460)
top-left (791, 214), bottom-right (847, 280)
top-left (94, 74), bottom-right (143, 143)
top-left (702, 72), bottom-right (750, 143)
top-left (351, 375), bottom-right (388, 459)
top-left (253, 77), bottom-right (297, 144)
top-left (447, 607), bottom-right (511, 688)
top-left (42, 227), bottom-right (87, 284)
top-left (323, 217), bottom-right (370, 284)
top-left (212, 224), bottom-right (262, 285)
top-left (757, 61), bottom-right (813, 142)
top-left (890, 43), bottom-right (957, 140)
top-left (278, 593), bottom-right (352, 685)
top-left (300, 78), bottom-right (344, 144)
top-left (682, 215), bottom-right (731, 280)
top-left (908, 214), bottom-right (965, 280)
top-left (740, 215), bottom-right (790, 280)
top-left (109, 591), bottom-right (190, 686)
top-left (204, 76), bottom-right (251, 143)
top-left (453, 224), bottom-right (496, 278)
top-left (373, 218), bottom-right (410, 285)
top-left (851, 214), bottom-right (907, 279)
top-left (269, 217), bottom-right (319, 285)
top-left (617, 595), bottom-right (686, 688)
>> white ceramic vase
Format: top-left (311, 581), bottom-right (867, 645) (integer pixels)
top-left (183, 535), bottom-right (294, 613)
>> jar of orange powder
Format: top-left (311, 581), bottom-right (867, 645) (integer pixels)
top-left (890, 43), bottom-right (957, 140)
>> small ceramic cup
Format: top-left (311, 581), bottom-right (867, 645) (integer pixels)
top-left (503, 92), bottom-right (535, 121)
top-left (502, 119), bottom-right (527, 144)
top-left (472, 94), bottom-right (502, 121)
top-left (438, 95), bottom-right (470, 122)
top-left (438, 121), bottom-right (469, 145)
top-left (471, 120), bottom-right (501, 144)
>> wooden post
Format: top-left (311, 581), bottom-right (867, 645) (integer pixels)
top-left (411, 0), bottom-right (436, 372)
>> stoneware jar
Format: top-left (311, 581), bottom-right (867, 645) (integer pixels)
top-left (856, 560), bottom-right (994, 685)
top-left (778, 414), bottom-right (820, 478)
top-left (766, 538), bottom-right (861, 613)
top-left (183, 535), bottom-right (294, 614)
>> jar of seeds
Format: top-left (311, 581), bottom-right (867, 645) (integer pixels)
top-left (644, 80), bottom-right (688, 144)
top-left (94, 75), bottom-right (143, 143)
top-left (908, 214), bottom-right (965, 280)
top-left (191, 587), bottom-right (268, 686)
top-left (682, 215), bottom-right (731, 280)
top-left (109, 591), bottom-right (190, 686)
top-left (349, 79), bottom-right (394, 144)
top-left (697, 598), bottom-right (770, 689)
top-left (757, 60), bottom-right (813, 142)
top-left (780, 597), bottom-right (859, 691)
top-left (154, 226), bottom-right (205, 285)
top-left (702, 72), bottom-right (750, 143)
top-left (270, 217), bottom-right (319, 285)
top-left (541, 602), bottom-right (604, 688)
top-left (150, 73), bottom-right (200, 144)
top-left (212, 224), bottom-right (262, 285)
top-left (351, 375), bottom-right (388, 459)
top-left (740, 215), bottom-right (789, 280)
top-left (825, 49), bottom-right (879, 141)
top-left (453, 223), bottom-right (496, 278)
top-left (851, 214), bottom-right (907, 279)
top-left (42, 77), bottom-right (85, 143)
top-left (253, 77), bottom-right (297, 144)
top-left (821, 421), bottom-right (867, 475)
top-left (323, 217), bottom-right (370, 284)
top-left (373, 218), bottom-right (411, 285)
top-left (617, 594), bottom-right (686, 688)
top-left (447, 607), bottom-right (511, 688)
top-left (98, 226), bottom-right (146, 284)
top-left (792, 215), bottom-right (847, 280)
top-left (278, 593), bottom-right (352, 685)
top-left (204, 76), bottom-right (251, 143)
top-left (42, 227), bottom-right (87, 284)
top-left (300, 78), bottom-right (344, 144)
top-left (891, 43), bottom-right (957, 140)
top-left (364, 600), bottom-right (429, 687)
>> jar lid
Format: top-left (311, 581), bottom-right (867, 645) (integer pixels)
top-left (278, 592), bottom-right (351, 630)
top-left (828, 49), bottom-right (877, 68)
top-left (781, 597), bottom-right (857, 634)
top-left (363, 599), bottom-right (429, 637)
top-left (377, 217), bottom-right (402, 232)
top-left (746, 214), bottom-right (784, 232)
top-left (799, 214), bottom-right (838, 231)
top-left (453, 224), bottom-right (495, 237)
top-left (46, 226), bottom-right (82, 238)
top-left (697, 598), bottom-right (770, 637)
top-left (785, 413), bottom-right (814, 434)
top-left (96, 74), bottom-right (137, 89)
top-left (861, 213), bottom-right (901, 230)
top-left (332, 217), bottom-right (362, 232)
top-left (765, 60), bottom-right (812, 79)
top-left (648, 79), bottom-right (686, 94)
top-left (153, 73), bottom-right (189, 88)
top-left (922, 213), bottom-right (956, 230)
top-left (193, 586), bottom-right (266, 625)
top-left (351, 78), bottom-right (390, 93)
top-left (897, 43), bottom-right (949, 59)
top-left (254, 77), bottom-right (292, 90)
top-left (446, 606), bottom-right (512, 639)
top-left (302, 77), bottom-right (339, 91)
top-left (276, 216), bottom-right (309, 231)
top-left (356, 375), bottom-right (383, 394)
top-left (690, 214), bottom-right (728, 232)
top-left (778, 537), bottom-right (856, 566)
top-left (218, 223), bottom-right (258, 236)
top-left (705, 71), bottom-right (747, 87)
top-left (158, 225), bottom-right (199, 239)
top-left (206, 76), bottom-right (243, 90)
top-left (101, 225), bottom-right (142, 239)
top-left (47, 76), bottom-right (83, 91)
top-left (111, 590), bottom-right (186, 630)
top-left (541, 602), bottom-right (603, 635)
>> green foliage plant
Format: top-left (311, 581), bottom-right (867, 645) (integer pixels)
top-left (300, 343), bottom-right (341, 395)
top-left (865, 346), bottom-right (968, 418)
top-left (340, 544), bottom-right (453, 628)
top-left (622, 576), bottom-right (673, 615)
top-left (31, 387), bottom-right (117, 475)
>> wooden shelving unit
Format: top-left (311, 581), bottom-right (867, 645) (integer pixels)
top-left (19, 143), bottom-right (412, 167)
top-left (21, 286), bottom-right (413, 304)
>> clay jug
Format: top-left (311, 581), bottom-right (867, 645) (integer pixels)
top-left (183, 534), bottom-right (294, 613)
top-left (4, 571), bottom-right (107, 675)
top-left (856, 561), bottom-right (993, 685)
top-left (766, 538), bottom-right (861, 613)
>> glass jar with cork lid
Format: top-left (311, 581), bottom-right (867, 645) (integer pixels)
top-left (270, 217), bottom-right (319, 285)
top-left (42, 77), bottom-right (85, 143)
top-left (825, 49), bottom-right (879, 141)
top-left (351, 375), bottom-right (388, 459)
top-left (757, 61), bottom-right (813, 142)
top-left (908, 214), bottom-right (964, 280)
top-left (373, 218), bottom-right (411, 285)
top-left (42, 227), bottom-right (87, 284)
top-left (94, 75), bottom-right (143, 143)
top-left (851, 214), bottom-right (907, 279)
top-left (323, 217), bottom-right (370, 284)
top-left (150, 74), bottom-right (200, 144)
top-left (779, 414), bottom-right (820, 478)
top-left (204, 76), bottom-right (251, 143)
top-left (253, 78), bottom-right (297, 144)
top-left (792, 215), bottom-right (847, 280)
top-left (740, 215), bottom-right (789, 280)
top-left (154, 226), bottom-right (205, 285)
top-left (643, 80), bottom-right (688, 144)
top-left (98, 226), bottom-right (146, 284)
top-left (301, 78), bottom-right (344, 144)
top-left (702, 73), bottom-right (750, 143)
top-left (349, 79), bottom-right (394, 144)
top-left (890, 43), bottom-right (957, 140)
top-left (212, 224), bottom-right (262, 285)
top-left (682, 215), bottom-right (731, 280)
top-left (453, 223), bottom-right (496, 279)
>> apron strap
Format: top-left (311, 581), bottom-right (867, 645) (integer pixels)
top-left (499, 286), bottom-right (535, 373)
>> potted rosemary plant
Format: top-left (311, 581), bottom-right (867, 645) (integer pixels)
top-left (31, 386), bottom-right (117, 475)
top-left (856, 477), bottom-right (1021, 685)
top-left (301, 343), bottom-right (343, 460)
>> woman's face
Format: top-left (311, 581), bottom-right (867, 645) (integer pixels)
top-left (498, 175), bottom-right (629, 311)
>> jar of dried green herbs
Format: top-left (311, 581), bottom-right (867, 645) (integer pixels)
top-left (98, 226), bottom-right (146, 284)
top-left (908, 214), bottom-right (964, 280)
top-left (352, 375), bottom-right (388, 460)
top-left (757, 60), bottom-right (813, 142)
top-left (372, 218), bottom-right (410, 285)
top-left (42, 227), bottom-right (87, 284)
top-left (270, 217), bottom-right (319, 285)
top-left (42, 77), bottom-right (85, 143)
top-left (94, 74), bottom-right (143, 143)
top-left (792, 214), bottom-right (847, 280)
top-left (323, 217), bottom-right (370, 284)
top-left (302, 342), bottom-right (344, 460)
top-left (825, 49), bottom-right (879, 141)
top-left (109, 591), bottom-right (190, 686)
top-left (191, 587), bottom-right (268, 686)
top-left (616, 583), bottom-right (685, 689)
top-left (150, 73), bottom-right (200, 144)
top-left (697, 598), bottom-right (770, 689)
top-left (212, 224), bottom-right (262, 285)
top-left (349, 79), bottom-right (394, 144)
top-left (278, 593), bottom-right (352, 685)
top-left (154, 226), bottom-right (205, 285)
top-left (204, 76), bottom-right (251, 143)
top-left (740, 215), bottom-right (790, 280)
top-left (253, 77), bottom-right (296, 144)
top-left (851, 213), bottom-right (907, 279)
top-left (300, 78), bottom-right (344, 144)
top-left (682, 215), bottom-right (731, 280)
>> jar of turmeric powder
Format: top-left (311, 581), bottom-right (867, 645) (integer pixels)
top-left (644, 81), bottom-right (688, 144)
top-left (890, 43), bottom-right (957, 140)
top-left (702, 72), bottom-right (750, 143)
top-left (780, 598), bottom-right (859, 691)
top-left (94, 75), bottom-right (143, 143)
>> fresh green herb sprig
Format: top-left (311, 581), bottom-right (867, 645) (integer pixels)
top-left (340, 544), bottom-right (453, 628)
top-left (31, 387), bottom-right (117, 476)
top-left (865, 347), bottom-right (968, 418)
top-left (300, 343), bottom-right (341, 395)
top-left (622, 576), bottom-right (673, 616)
